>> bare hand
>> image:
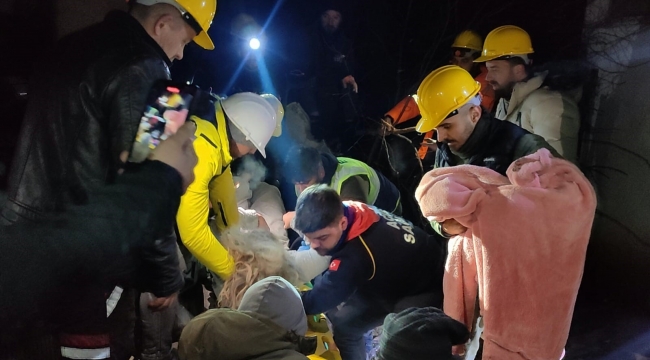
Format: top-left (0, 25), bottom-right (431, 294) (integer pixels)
top-left (442, 219), bottom-right (467, 236)
top-left (283, 211), bottom-right (296, 229)
top-left (342, 75), bottom-right (358, 93)
top-left (420, 138), bottom-right (438, 151)
top-left (150, 122), bottom-right (198, 193)
top-left (148, 292), bottom-right (178, 312)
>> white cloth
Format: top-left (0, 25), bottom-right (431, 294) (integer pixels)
top-left (286, 249), bottom-right (331, 283)
top-left (234, 176), bottom-right (289, 245)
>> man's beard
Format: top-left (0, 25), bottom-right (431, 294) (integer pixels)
top-left (322, 25), bottom-right (338, 34)
top-left (492, 80), bottom-right (517, 100)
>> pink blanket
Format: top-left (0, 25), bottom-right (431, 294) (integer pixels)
top-left (415, 149), bottom-right (596, 360)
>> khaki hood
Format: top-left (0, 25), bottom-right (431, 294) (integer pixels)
top-left (178, 309), bottom-right (313, 360)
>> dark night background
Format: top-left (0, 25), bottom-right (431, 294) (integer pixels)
top-left (0, 0), bottom-right (590, 119)
top-left (170, 0), bottom-right (589, 118)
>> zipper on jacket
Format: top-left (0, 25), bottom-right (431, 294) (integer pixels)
top-left (217, 202), bottom-right (228, 227)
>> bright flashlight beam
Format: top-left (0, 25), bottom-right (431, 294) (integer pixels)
top-left (221, 0), bottom-right (285, 95)
top-left (249, 38), bottom-right (261, 50)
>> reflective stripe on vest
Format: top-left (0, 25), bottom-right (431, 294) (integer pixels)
top-left (330, 157), bottom-right (380, 205)
top-left (106, 286), bottom-right (123, 317)
top-left (61, 347), bottom-right (110, 359)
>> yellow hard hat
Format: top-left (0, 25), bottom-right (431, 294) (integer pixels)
top-left (415, 65), bottom-right (481, 133)
top-left (136, 0), bottom-right (217, 50)
top-left (474, 25), bottom-right (534, 62)
top-left (451, 30), bottom-right (483, 51)
top-left (260, 94), bottom-right (284, 137)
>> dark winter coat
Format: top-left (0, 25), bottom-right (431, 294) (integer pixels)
top-left (1, 11), bottom-right (182, 296)
top-left (0, 161), bottom-right (183, 348)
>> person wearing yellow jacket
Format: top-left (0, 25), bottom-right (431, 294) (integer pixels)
top-left (177, 92), bottom-right (283, 280)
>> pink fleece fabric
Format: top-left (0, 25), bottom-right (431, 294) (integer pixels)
top-left (415, 149), bottom-right (596, 360)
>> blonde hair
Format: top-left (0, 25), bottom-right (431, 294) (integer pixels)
top-left (216, 227), bottom-right (301, 308)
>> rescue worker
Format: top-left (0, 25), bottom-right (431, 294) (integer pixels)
top-left (415, 65), bottom-right (559, 237)
top-left (475, 25), bottom-right (580, 163)
top-left (380, 30), bottom-right (495, 162)
top-left (1, 0), bottom-right (217, 358)
top-left (296, 185), bottom-right (445, 360)
top-left (283, 145), bottom-right (402, 227)
top-left (176, 92), bottom-right (282, 282)
top-left (450, 30), bottom-right (496, 112)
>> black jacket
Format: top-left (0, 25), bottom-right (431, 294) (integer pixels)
top-left (0, 160), bottom-right (183, 347)
top-left (435, 114), bottom-right (559, 176)
top-left (3, 11), bottom-right (171, 221)
top-left (307, 27), bottom-right (355, 93)
top-left (301, 203), bottom-right (445, 315)
top-left (1, 12), bottom-right (181, 296)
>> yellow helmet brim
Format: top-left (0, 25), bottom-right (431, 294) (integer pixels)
top-left (416, 116), bottom-right (436, 133)
top-left (474, 54), bottom-right (500, 62)
top-left (193, 30), bottom-right (215, 50)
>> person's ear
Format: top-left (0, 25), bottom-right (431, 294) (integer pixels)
top-left (340, 215), bottom-right (348, 231)
top-left (470, 105), bottom-right (482, 124)
top-left (153, 14), bottom-right (174, 36)
top-left (513, 63), bottom-right (528, 79)
top-left (318, 163), bottom-right (325, 180)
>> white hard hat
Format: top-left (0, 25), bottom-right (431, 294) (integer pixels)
top-left (260, 94), bottom-right (284, 137)
top-left (221, 92), bottom-right (278, 158)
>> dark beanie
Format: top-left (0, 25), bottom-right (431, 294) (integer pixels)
top-left (378, 307), bottom-right (470, 360)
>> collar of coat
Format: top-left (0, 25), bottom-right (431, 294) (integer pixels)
top-left (506, 71), bottom-right (548, 115)
top-left (105, 11), bottom-right (173, 69)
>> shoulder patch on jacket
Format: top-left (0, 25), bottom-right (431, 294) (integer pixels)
top-left (329, 259), bottom-right (341, 271)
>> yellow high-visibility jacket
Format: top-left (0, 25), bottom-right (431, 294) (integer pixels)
top-left (177, 105), bottom-right (239, 280)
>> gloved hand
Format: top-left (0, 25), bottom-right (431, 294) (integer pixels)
top-left (318, 336), bottom-right (342, 360)
top-left (307, 314), bottom-right (330, 333)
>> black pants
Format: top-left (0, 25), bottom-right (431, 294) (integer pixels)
top-left (1, 285), bottom-right (134, 360)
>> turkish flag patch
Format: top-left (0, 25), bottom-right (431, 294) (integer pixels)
top-left (329, 259), bottom-right (341, 271)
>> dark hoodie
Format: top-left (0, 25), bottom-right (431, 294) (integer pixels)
top-left (301, 202), bottom-right (445, 315)
top-left (178, 277), bottom-right (316, 360)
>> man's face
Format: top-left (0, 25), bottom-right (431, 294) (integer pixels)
top-left (320, 10), bottom-right (342, 34)
top-left (295, 177), bottom-right (319, 195)
top-left (303, 216), bottom-right (348, 256)
top-left (231, 142), bottom-right (257, 159)
top-left (294, 164), bottom-right (325, 194)
top-left (450, 55), bottom-right (474, 73)
top-left (436, 106), bottom-right (481, 152)
top-left (485, 60), bottom-right (519, 97)
top-left (155, 14), bottom-right (196, 61)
